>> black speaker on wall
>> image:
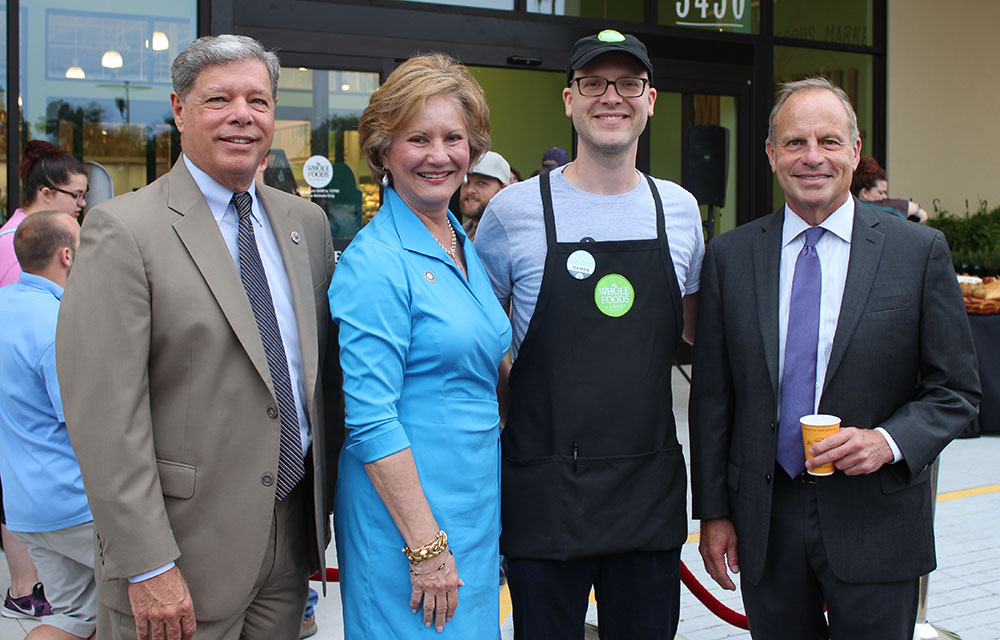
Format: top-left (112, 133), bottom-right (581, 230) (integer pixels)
top-left (682, 125), bottom-right (730, 208)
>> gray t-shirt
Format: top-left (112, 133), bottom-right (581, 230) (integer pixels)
top-left (475, 166), bottom-right (705, 359)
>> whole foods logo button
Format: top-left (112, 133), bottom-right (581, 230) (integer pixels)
top-left (594, 274), bottom-right (634, 317)
top-left (303, 155), bottom-right (333, 189)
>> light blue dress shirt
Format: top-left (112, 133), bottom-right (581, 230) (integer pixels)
top-left (0, 272), bottom-right (92, 532)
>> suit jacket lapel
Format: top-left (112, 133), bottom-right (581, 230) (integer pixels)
top-left (169, 161), bottom-right (273, 387)
top-left (754, 210), bottom-right (784, 397)
top-left (824, 200), bottom-right (884, 389)
top-left (258, 186), bottom-right (320, 411)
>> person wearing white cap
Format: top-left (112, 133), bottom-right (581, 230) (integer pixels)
top-left (459, 150), bottom-right (511, 241)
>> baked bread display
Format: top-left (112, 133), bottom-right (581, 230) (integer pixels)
top-left (960, 274), bottom-right (1000, 314)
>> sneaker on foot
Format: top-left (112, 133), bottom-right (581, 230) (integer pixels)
top-left (30, 582), bottom-right (52, 617)
top-left (299, 616), bottom-right (317, 639)
top-left (2, 582), bottom-right (52, 619)
top-left (2, 590), bottom-right (34, 619)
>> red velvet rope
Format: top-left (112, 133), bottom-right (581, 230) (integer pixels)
top-left (312, 563), bottom-right (748, 630)
top-left (680, 560), bottom-right (749, 629)
top-left (310, 568), bottom-right (339, 582)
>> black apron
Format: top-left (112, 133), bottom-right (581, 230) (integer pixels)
top-left (500, 172), bottom-right (688, 560)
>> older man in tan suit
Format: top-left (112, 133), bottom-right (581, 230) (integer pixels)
top-left (56, 35), bottom-right (341, 640)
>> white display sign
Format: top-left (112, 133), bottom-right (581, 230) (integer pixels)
top-left (303, 155), bottom-right (334, 189)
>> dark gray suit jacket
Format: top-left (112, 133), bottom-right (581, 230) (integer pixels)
top-left (690, 199), bottom-right (980, 585)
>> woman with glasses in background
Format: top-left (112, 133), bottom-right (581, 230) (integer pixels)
top-left (0, 140), bottom-right (88, 287)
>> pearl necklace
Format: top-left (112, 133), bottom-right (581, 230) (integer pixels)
top-left (434, 223), bottom-right (458, 261)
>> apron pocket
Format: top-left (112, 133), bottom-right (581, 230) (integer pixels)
top-left (501, 455), bottom-right (573, 558)
top-left (501, 447), bottom-right (687, 560)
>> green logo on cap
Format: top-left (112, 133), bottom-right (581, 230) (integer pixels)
top-left (594, 274), bottom-right (634, 317)
top-left (597, 30), bottom-right (626, 43)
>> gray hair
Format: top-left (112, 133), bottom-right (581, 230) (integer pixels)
top-left (171, 34), bottom-right (280, 101)
top-left (768, 76), bottom-right (859, 146)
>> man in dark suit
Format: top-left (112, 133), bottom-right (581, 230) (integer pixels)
top-left (57, 35), bottom-right (340, 640)
top-left (689, 76), bottom-right (980, 639)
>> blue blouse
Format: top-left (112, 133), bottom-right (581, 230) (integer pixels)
top-left (329, 187), bottom-right (510, 639)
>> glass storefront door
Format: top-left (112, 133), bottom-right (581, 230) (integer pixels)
top-left (649, 90), bottom-right (740, 237)
top-left (270, 67), bottom-right (380, 246)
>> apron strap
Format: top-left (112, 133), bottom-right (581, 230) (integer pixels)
top-left (539, 171), bottom-right (557, 249)
top-left (645, 173), bottom-right (667, 241)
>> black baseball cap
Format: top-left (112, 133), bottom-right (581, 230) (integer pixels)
top-left (567, 29), bottom-right (654, 85)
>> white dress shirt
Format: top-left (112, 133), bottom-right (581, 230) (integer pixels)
top-left (777, 198), bottom-right (902, 462)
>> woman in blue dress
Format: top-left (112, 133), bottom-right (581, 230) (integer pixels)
top-left (329, 53), bottom-right (511, 638)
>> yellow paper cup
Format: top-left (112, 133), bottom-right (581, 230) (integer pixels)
top-left (801, 414), bottom-right (841, 476)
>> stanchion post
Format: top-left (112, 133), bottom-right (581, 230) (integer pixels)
top-left (913, 458), bottom-right (961, 640)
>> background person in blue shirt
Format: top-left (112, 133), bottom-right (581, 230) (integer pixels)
top-left (329, 53), bottom-right (511, 638)
top-left (0, 210), bottom-right (97, 640)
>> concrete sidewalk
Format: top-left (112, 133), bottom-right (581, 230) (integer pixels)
top-left (2, 367), bottom-right (997, 639)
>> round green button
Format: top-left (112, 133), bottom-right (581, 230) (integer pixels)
top-left (594, 274), bottom-right (634, 317)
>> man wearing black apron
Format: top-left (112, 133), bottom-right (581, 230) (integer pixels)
top-left (476, 30), bottom-right (705, 639)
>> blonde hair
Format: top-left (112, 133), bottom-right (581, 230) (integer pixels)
top-left (359, 53), bottom-right (491, 182)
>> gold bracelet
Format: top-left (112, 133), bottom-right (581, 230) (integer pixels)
top-left (402, 530), bottom-right (448, 564)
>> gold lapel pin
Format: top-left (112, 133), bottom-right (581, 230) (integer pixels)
top-left (290, 231), bottom-right (301, 244)
top-left (424, 270), bottom-right (436, 283)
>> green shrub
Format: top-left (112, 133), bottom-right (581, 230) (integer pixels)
top-left (928, 202), bottom-right (1000, 275)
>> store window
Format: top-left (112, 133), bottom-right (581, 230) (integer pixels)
top-left (1, 4), bottom-right (7, 220)
top-left (271, 67), bottom-right (380, 242)
top-left (658, 0), bottom-right (758, 34)
top-left (19, 1), bottom-right (196, 202)
top-left (772, 46), bottom-right (874, 204)
top-left (526, 0), bottom-right (644, 21)
top-left (650, 92), bottom-right (738, 236)
top-left (397, 0), bottom-right (514, 8)
top-left (774, 0), bottom-right (873, 46)
top-left (467, 66), bottom-right (571, 182)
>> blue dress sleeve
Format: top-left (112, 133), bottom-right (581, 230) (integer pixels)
top-left (329, 236), bottom-right (413, 463)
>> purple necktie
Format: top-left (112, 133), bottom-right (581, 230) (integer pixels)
top-left (777, 226), bottom-right (825, 478)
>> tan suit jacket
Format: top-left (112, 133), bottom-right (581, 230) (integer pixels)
top-left (56, 160), bottom-right (342, 620)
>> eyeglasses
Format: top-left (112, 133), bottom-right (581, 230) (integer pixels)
top-left (571, 76), bottom-right (649, 98)
top-left (49, 186), bottom-right (89, 204)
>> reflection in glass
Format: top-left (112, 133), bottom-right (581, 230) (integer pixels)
top-left (526, 0), bottom-right (643, 21)
top-left (395, 0), bottom-right (513, 7)
top-left (19, 4), bottom-right (196, 202)
top-left (272, 68), bottom-right (380, 241)
top-left (1, 4), bottom-right (6, 220)
top-left (774, 1), bottom-right (873, 46)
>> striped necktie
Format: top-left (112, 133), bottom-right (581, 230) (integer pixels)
top-left (232, 191), bottom-right (305, 499)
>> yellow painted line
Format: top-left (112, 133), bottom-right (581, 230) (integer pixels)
top-left (499, 484), bottom-right (1000, 626)
top-left (937, 484), bottom-right (1000, 502)
top-left (500, 583), bottom-right (512, 624)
